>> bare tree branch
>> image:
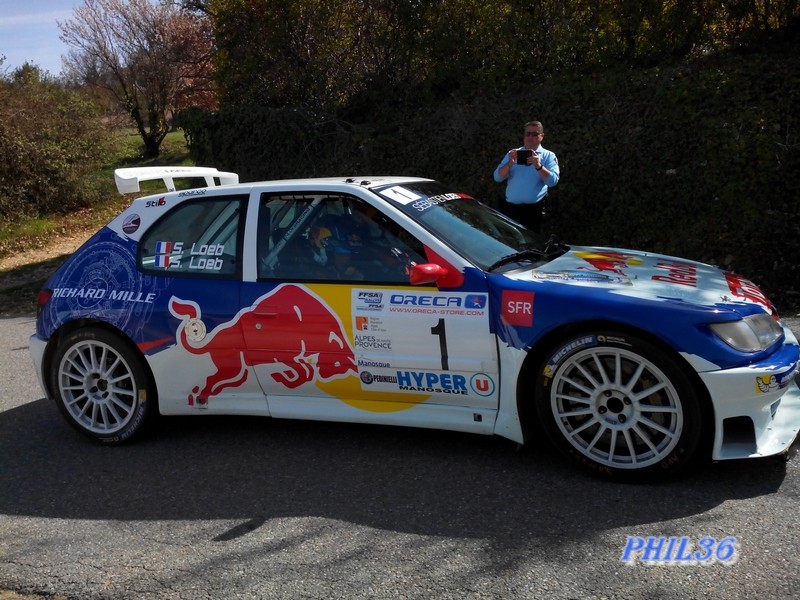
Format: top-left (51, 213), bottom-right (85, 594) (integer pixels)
top-left (59, 0), bottom-right (216, 157)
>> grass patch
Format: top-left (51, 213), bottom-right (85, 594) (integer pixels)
top-left (0, 216), bottom-right (58, 246)
top-left (108, 129), bottom-right (192, 169)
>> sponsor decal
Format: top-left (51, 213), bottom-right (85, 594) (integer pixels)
top-left (360, 371), bottom-right (398, 385)
top-left (652, 260), bottom-right (698, 287)
top-left (390, 294), bottom-right (462, 307)
top-left (51, 287), bottom-right (155, 304)
top-left (379, 187), bottom-right (472, 211)
top-left (355, 290), bottom-right (385, 312)
top-left (396, 370), bottom-right (468, 394)
top-left (354, 334), bottom-right (393, 350)
top-left (465, 294), bottom-right (487, 309)
top-left (574, 251), bottom-right (643, 276)
top-left (354, 314), bottom-right (388, 333)
top-left (122, 214), bottom-right (141, 234)
top-left (388, 292), bottom-right (487, 316)
top-left (501, 289), bottom-right (534, 327)
top-left (39, 237), bottom-right (163, 342)
top-left (755, 369), bottom-right (797, 394)
top-left (170, 284), bottom-right (356, 405)
top-left (179, 189), bottom-right (207, 197)
top-left (358, 291), bottom-right (383, 304)
top-left (597, 335), bottom-right (629, 345)
top-left (409, 192), bottom-right (461, 212)
top-left (357, 359), bottom-right (391, 368)
top-left (532, 271), bottom-right (631, 285)
top-left (145, 197), bottom-right (167, 208)
top-left (544, 335), bottom-right (597, 378)
top-left (724, 272), bottom-right (776, 314)
top-left (470, 373), bottom-right (495, 397)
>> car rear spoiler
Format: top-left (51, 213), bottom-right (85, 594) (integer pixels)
top-left (114, 166), bottom-right (240, 195)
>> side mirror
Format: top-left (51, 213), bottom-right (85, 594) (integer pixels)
top-left (409, 263), bottom-right (449, 285)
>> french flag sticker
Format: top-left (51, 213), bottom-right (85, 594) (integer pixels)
top-left (154, 254), bottom-right (173, 268)
top-left (155, 241), bottom-right (172, 254)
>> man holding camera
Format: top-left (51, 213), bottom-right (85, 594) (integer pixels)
top-left (493, 120), bottom-right (560, 233)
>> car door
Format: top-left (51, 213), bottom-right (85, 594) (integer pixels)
top-left (241, 189), bottom-right (499, 430)
top-left (137, 192), bottom-right (270, 414)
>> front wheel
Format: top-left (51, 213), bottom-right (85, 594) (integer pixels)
top-left (535, 332), bottom-right (703, 481)
top-left (50, 328), bottom-right (154, 444)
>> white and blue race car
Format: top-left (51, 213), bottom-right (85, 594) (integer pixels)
top-left (30, 166), bottom-right (800, 480)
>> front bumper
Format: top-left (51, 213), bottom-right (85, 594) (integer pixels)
top-left (698, 324), bottom-right (800, 461)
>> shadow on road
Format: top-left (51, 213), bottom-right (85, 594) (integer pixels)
top-left (0, 398), bottom-right (789, 548)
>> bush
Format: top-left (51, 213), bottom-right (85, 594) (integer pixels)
top-left (0, 67), bottom-right (112, 220)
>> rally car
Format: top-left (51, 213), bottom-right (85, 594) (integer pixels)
top-left (29, 166), bottom-right (800, 480)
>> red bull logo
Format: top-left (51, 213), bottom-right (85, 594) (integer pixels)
top-left (169, 284), bottom-right (356, 405)
top-left (574, 251), bottom-right (642, 276)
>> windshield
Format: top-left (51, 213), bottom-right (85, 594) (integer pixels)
top-left (375, 181), bottom-right (553, 270)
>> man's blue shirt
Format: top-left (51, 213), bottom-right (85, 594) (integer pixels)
top-left (493, 146), bottom-right (560, 204)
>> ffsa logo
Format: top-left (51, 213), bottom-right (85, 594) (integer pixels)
top-left (358, 291), bottom-right (383, 304)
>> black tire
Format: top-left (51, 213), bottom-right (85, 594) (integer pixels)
top-left (50, 328), bottom-right (154, 444)
top-left (535, 331), bottom-right (703, 481)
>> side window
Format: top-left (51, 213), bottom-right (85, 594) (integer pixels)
top-left (139, 195), bottom-right (245, 277)
top-left (257, 193), bottom-right (426, 283)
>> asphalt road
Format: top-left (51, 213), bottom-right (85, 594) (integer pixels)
top-left (1, 315), bottom-right (799, 600)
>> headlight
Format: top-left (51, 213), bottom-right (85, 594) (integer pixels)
top-left (709, 313), bottom-right (783, 353)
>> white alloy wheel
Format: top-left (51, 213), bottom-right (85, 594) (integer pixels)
top-left (52, 329), bottom-right (152, 443)
top-left (537, 333), bottom-right (702, 480)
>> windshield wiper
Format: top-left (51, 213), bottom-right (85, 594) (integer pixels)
top-left (542, 234), bottom-right (570, 259)
top-left (487, 249), bottom-right (545, 272)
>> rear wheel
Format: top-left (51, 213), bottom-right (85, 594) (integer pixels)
top-left (51, 328), bottom-right (154, 444)
top-left (535, 332), bottom-right (702, 481)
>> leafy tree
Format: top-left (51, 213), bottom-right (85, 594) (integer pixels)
top-left (59, 0), bottom-right (216, 157)
top-left (202, 0), bottom-right (798, 114)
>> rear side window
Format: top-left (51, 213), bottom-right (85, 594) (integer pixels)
top-left (139, 196), bottom-right (246, 277)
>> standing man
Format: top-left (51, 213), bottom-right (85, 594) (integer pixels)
top-left (493, 120), bottom-right (560, 233)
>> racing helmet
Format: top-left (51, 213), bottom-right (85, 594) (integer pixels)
top-left (316, 216), bottom-right (364, 255)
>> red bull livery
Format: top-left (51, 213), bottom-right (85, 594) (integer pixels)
top-left (30, 166), bottom-right (800, 481)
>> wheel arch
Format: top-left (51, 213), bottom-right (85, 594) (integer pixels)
top-left (515, 319), bottom-right (715, 452)
top-left (41, 318), bottom-right (159, 409)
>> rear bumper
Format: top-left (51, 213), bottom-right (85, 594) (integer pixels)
top-left (699, 324), bottom-right (800, 461)
top-left (29, 334), bottom-right (49, 397)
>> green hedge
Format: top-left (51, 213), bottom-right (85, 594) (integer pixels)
top-left (184, 44), bottom-right (800, 313)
